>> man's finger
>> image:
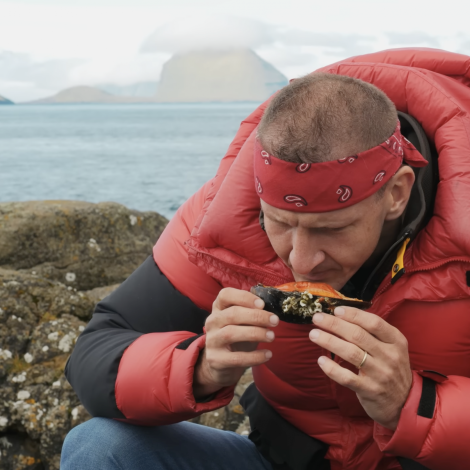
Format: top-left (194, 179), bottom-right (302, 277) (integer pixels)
top-left (317, 355), bottom-right (363, 393)
top-left (334, 306), bottom-right (400, 344)
top-left (312, 312), bottom-right (380, 355)
top-left (213, 325), bottom-right (275, 347)
top-left (309, 329), bottom-right (374, 370)
top-left (206, 349), bottom-right (273, 370)
top-left (214, 287), bottom-right (265, 311)
top-left (211, 305), bottom-right (278, 329)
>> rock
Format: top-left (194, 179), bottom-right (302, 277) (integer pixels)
top-left (0, 434), bottom-right (42, 469)
top-left (84, 284), bottom-right (120, 304)
top-left (0, 314), bottom-right (92, 469)
top-left (198, 368), bottom-right (253, 434)
top-left (0, 266), bottom-right (94, 469)
top-left (0, 201), bottom-right (168, 290)
top-left (0, 268), bottom-right (95, 359)
top-left (0, 199), bottom-right (254, 468)
top-left (235, 416), bottom-right (251, 436)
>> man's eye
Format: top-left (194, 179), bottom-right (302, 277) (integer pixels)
top-left (270, 219), bottom-right (289, 228)
top-left (329, 226), bottom-right (347, 232)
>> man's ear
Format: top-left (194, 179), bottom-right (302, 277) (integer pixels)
top-left (384, 166), bottom-right (415, 221)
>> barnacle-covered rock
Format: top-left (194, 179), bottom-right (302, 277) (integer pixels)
top-left (251, 282), bottom-right (371, 324)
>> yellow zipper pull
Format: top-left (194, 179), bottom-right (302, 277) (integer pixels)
top-left (391, 238), bottom-right (410, 284)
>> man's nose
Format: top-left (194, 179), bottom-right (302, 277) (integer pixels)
top-left (288, 237), bottom-right (326, 275)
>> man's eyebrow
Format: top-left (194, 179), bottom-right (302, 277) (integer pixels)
top-left (266, 212), bottom-right (355, 228)
top-left (265, 213), bottom-right (293, 225)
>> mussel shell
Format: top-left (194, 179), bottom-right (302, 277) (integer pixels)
top-left (250, 284), bottom-right (372, 324)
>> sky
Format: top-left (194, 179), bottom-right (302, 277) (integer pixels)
top-left (1, 0), bottom-right (470, 102)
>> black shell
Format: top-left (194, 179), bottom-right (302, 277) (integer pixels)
top-left (250, 284), bottom-right (372, 324)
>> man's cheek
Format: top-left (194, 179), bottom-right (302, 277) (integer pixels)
top-left (266, 232), bottom-right (291, 259)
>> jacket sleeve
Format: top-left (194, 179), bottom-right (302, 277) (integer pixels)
top-left (374, 371), bottom-right (470, 470)
top-left (65, 256), bottom-right (234, 424)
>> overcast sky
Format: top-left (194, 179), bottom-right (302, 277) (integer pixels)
top-left (1, 0), bottom-right (470, 101)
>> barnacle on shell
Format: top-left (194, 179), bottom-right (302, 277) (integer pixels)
top-left (250, 282), bottom-right (371, 324)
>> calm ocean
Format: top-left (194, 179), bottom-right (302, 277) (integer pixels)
top-left (0, 103), bottom-right (260, 219)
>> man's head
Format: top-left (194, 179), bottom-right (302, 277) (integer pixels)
top-left (257, 73), bottom-right (416, 290)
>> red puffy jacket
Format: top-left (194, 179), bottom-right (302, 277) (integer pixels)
top-left (115, 49), bottom-right (470, 470)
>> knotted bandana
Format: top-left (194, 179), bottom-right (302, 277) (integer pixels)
top-left (254, 121), bottom-right (428, 212)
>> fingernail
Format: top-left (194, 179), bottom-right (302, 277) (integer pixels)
top-left (309, 329), bottom-right (320, 340)
top-left (318, 356), bottom-right (327, 366)
top-left (312, 313), bottom-right (324, 323)
top-left (334, 307), bottom-right (345, 316)
top-left (255, 299), bottom-right (265, 309)
top-left (265, 350), bottom-right (273, 359)
top-left (266, 331), bottom-right (275, 340)
top-left (269, 315), bottom-right (279, 326)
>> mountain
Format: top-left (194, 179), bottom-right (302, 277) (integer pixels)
top-left (26, 86), bottom-right (148, 104)
top-left (155, 49), bottom-right (288, 102)
top-left (25, 50), bottom-right (287, 104)
top-left (97, 82), bottom-right (158, 97)
top-left (0, 94), bottom-right (14, 104)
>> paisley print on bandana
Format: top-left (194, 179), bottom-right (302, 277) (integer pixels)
top-left (254, 121), bottom-right (428, 213)
top-left (337, 186), bottom-right (353, 203)
top-left (374, 171), bottom-right (386, 184)
top-left (284, 195), bottom-right (308, 207)
top-left (338, 156), bottom-right (358, 164)
top-left (260, 150), bottom-right (272, 165)
top-left (295, 163), bottom-right (311, 173)
top-left (256, 177), bottom-right (263, 194)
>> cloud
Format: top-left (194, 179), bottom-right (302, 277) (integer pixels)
top-left (69, 53), bottom-right (169, 87)
top-left (141, 15), bottom-right (273, 53)
top-left (0, 50), bottom-right (86, 101)
top-left (457, 39), bottom-right (470, 55)
top-left (385, 32), bottom-right (440, 47)
top-left (279, 30), bottom-right (375, 49)
top-left (2, 10), bottom-right (463, 103)
top-left (0, 49), bottom-right (168, 101)
top-left (0, 51), bottom-right (83, 89)
top-left (141, 16), bottom-right (393, 76)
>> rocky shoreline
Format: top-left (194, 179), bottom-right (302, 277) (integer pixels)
top-left (0, 201), bottom-right (251, 469)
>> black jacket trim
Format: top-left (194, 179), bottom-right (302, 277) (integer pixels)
top-left (417, 377), bottom-right (437, 419)
top-left (240, 383), bottom-right (330, 470)
top-left (397, 457), bottom-right (431, 470)
top-left (176, 333), bottom-right (204, 350)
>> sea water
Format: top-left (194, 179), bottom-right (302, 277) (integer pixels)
top-left (0, 103), bottom-right (260, 219)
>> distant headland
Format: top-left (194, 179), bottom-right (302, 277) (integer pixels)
top-left (21, 49), bottom-right (288, 104)
top-left (0, 94), bottom-right (14, 104)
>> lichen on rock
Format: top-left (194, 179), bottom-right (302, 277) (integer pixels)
top-left (0, 200), bottom-right (255, 469)
top-left (0, 201), bottom-right (170, 469)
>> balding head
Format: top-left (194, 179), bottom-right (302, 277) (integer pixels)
top-left (258, 73), bottom-right (397, 163)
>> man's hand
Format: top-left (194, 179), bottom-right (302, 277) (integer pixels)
top-left (193, 288), bottom-right (279, 400)
top-left (309, 306), bottom-right (412, 430)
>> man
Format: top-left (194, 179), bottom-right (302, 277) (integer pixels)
top-left (61, 49), bottom-right (470, 470)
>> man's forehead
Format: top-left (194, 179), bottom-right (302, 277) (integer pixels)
top-left (260, 199), bottom-right (367, 226)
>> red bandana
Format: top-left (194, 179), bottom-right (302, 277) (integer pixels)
top-left (254, 121), bottom-right (428, 212)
